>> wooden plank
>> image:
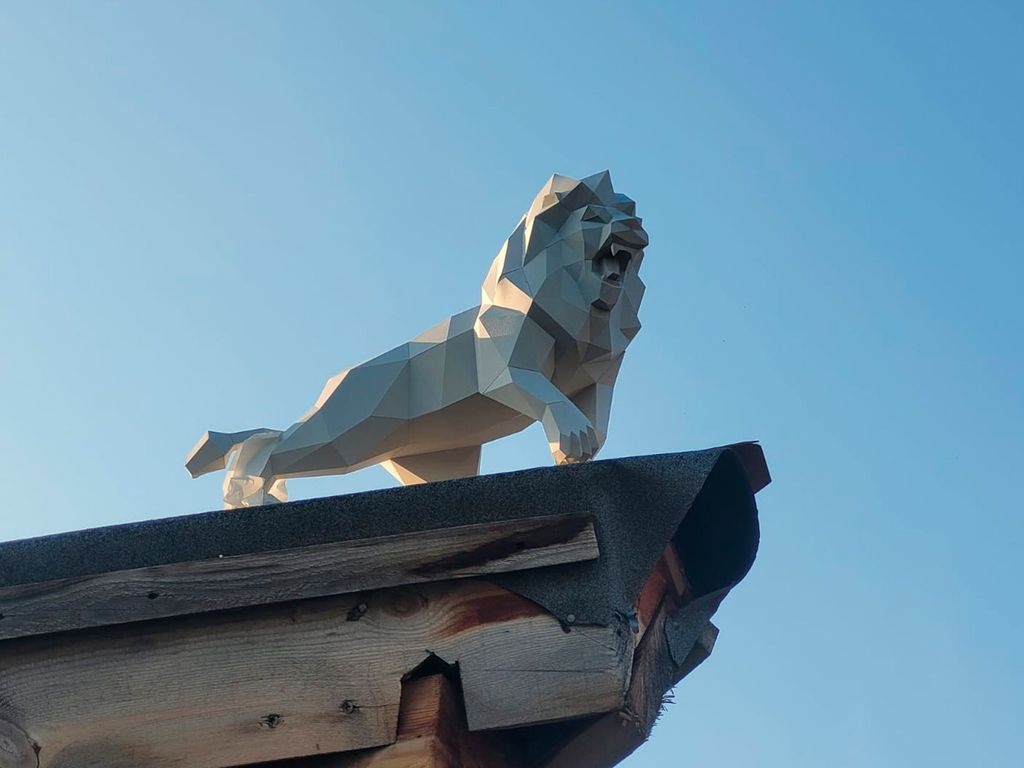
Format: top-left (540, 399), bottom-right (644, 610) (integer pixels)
top-left (634, 544), bottom-right (689, 641)
top-left (539, 606), bottom-right (717, 768)
top-left (0, 513), bottom-right (598, 641)
top-left (0, 580), bottom-right (629, 768)
top-left (725, 441), bottom-right (771, 493)
top-left (513, 543), bottom-right (712, 768)
top-left (660, 543), bottom-right (688, 599)
top-left (281, 676), bottom-right (526, 768)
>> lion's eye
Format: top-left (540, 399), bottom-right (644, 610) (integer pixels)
top-left (582, 208), bottom-right (605, 222)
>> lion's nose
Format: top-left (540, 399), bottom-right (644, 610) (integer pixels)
top-left (609, 220), bottom-right (649, 248)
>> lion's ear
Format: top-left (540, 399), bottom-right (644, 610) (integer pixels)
top-left (581, 170), bottom-right (614, 201)
top-left (533, 174), bottom-right (581, 215)
top-left (543, 174), bottom-right (581, 195)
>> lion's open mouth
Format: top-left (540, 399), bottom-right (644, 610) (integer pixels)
top-left (591, 243), bottom-right (635, 312)
top-left (594, 244), bottom-right (633, 279)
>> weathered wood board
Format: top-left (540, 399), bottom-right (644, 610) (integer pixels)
top-left (0, 513), bottom-right (597, 641)
top-left (0, 445), bottom-right (769, 768)
top-left (0, 580), bottom-right (631, 768)
top-left (538, 585), bottom-right (719, 768)
top-left (296, 675), bottom-right (526, 768)
top-left (539, 606), bottom-right (718, 768)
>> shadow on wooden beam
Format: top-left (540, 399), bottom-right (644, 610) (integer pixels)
top-left (261, 674), bottom-right (526, 768)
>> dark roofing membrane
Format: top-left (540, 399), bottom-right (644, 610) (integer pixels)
top-left (0, 443), bottom-right (768, 628)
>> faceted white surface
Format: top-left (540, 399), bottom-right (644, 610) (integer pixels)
top-left (186, 172), bottom-right (649, 508)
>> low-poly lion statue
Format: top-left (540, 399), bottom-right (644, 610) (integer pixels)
top-left (186, 171), bottom-right (649, 508)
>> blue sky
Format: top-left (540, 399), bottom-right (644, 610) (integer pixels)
top-left (1, 2), bottom-right (1021, 765)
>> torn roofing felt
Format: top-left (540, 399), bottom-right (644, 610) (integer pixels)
top-left (0, 443), bottom-right (769, 628)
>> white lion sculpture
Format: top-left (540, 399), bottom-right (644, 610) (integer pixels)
top-left (186, 171), bottom-right (649, 508)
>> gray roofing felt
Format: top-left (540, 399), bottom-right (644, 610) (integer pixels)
top-left (0, 444), bottom-right (768, 628)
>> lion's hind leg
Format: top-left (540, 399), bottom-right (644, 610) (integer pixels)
top-left (222, 430), bottom-right (288, 508)
top-left (381, 445), bottom-right (481, 485)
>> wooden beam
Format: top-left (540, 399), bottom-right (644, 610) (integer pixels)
top-left (530, 548), bottom-right (717, 768)
top-left (634, 544), bottom-right (689, 641)
top-left (0, 513), bottom-right (598, 641)
top-left (275, 676), bottom-right (526, 768)
top-left (0, 580), bottom-right (630, 768)
top-left (537, 606), bottom-right (717, 768)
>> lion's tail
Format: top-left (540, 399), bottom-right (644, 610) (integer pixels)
top-left (185, 428), bottom-right (277, 478)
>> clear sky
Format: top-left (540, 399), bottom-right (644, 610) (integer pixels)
top-left (1, 2), bottom-right (1021, 765)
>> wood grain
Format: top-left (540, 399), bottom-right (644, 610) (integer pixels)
top-left (0, 513), bottom-right (597, 641)
top-left (635, 544), bottom-right (689, 640)
top-left (0, 580), bottom-right (629, 768)
top-left (0, 720), bottom-right (38, 768)
top-left (539, 605), bottom-right (717, 768)
top-left (297, 676), bottom-right (526, 768)
top-left (537, 550), bottom-right (716, 768)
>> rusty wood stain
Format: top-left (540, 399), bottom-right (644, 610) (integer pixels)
top-left (442, 588), bottom-right (542, 636)
top-left (410, 515), bottom-right (590, 576)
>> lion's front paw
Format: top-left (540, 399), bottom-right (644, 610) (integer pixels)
top-left (550, 418), bottom-right (600, 465)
